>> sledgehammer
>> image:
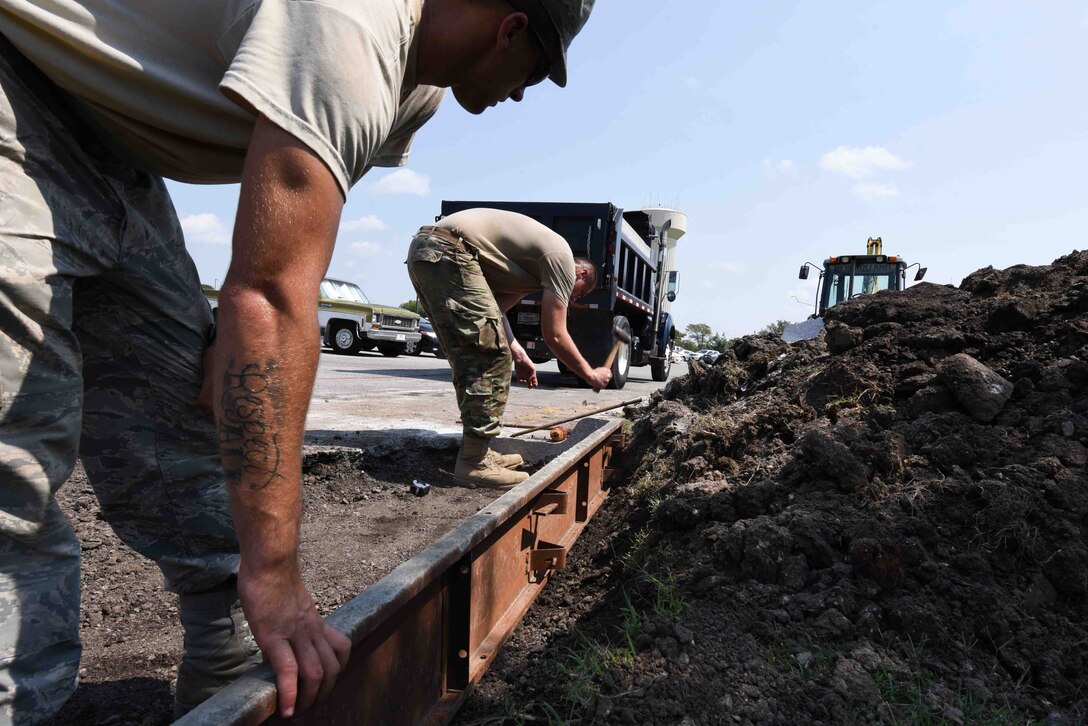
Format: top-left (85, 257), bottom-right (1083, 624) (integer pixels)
top-left (602, 324), bottom-right (633, 371)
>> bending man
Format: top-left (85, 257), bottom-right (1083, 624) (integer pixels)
top-left (407, 208), bottom-right (612, 489)
top-left (0, 0), bottom-right (596, 721)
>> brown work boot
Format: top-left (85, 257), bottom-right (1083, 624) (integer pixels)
top-left (486, 450), bottom-right (526, 470)
top-left (455, 436), bottom-right (529, 489)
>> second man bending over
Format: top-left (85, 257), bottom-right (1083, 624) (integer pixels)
top-left (407, 208), bottom-right (612, 489)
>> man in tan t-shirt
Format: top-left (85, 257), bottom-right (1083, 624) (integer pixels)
top-left (0, 0), bottom-right (597, 722)
top-left (407, 208), bottom-right (612, 489)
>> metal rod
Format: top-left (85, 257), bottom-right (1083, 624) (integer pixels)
top-left (509, 397), bottom-right (643, 438)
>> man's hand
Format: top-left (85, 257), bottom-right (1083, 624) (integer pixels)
top-left (514, 354), bottom-right (538, 388)
top-left (584, 366), bottom-right (612, 391)
top-left (238, 564), bottom-right (351, 718)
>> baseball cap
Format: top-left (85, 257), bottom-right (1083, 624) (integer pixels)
top-left (505, 0), bottom-right (595, 88)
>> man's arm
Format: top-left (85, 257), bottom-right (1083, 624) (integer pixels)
top-left (539, 291), bottom-right (612, 390)
top-left (494, 292), bottom-right (537, 387)
top-left (212, 115), bottom-right (351, 718)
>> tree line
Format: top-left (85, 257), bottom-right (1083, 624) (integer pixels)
top-left (676, 320), bottom-right (788, 353)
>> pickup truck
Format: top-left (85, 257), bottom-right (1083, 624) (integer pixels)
top-left (202, 278), bottom-right (421, 356)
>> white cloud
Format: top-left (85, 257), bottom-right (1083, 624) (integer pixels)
top-left (852, 182), bottom-right (901, 202)
top-left (716, 261), bottom-right (744, 273)
top-left (369, 168), bottom-right (430, 196)
top-left (762, 159), bottom-right (798, 179)
top-left (349, 241), bottom-right (384, 257)
top-left (685, 77), bottom-right (702, 90)
top-left (341, 214), bottom-right (388, 233)
top-left (181, 213), bottom-right (231, 245)
top-left (819, 146), bottom-right (912, 179)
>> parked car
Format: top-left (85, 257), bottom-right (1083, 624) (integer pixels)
top-left (700, 349), bottom-right (721, 364)
top-left (405, 317), bottom-right (444, 358)
top-left (202, 278), bottom-right (421, 356)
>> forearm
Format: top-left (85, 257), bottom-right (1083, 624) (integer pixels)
top-left (214, 280), bottom-right (318, 572)
top-left (545, 328), bottom-right (594, 379)
top-left (501, 314), bottom-right (529, 361)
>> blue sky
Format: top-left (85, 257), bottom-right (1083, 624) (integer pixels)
top-left (175, 0), bottom-right (1088, 338)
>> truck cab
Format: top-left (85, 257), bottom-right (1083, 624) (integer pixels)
top-left (799, 238), bottom-right (927, 317)
top-left (318, 278), bottom-right (421, 356)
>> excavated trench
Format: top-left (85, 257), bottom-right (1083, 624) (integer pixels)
top-left (51, 439), bottom-right (496, 725)
top-left (49, 252), bottom-right (1088, 725)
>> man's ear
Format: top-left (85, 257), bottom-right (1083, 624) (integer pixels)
top-left (495, 12), bottom-right (529, 51)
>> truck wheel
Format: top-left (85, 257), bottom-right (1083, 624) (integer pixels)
top-left (378, 343), bottom-right (404, 357)
top-left (404, 339), bottom-right (422, 355)
top-left (650, 343), bottom-right (673, 382)
top-left (331, 322), bottom-right (362, 355)
top-left (608, 316), bottom-right (632, 390)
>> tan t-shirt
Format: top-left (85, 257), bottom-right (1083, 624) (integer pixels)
top-left (437, 209), bottom-right (577, 304)
top-left (0, 0), bottom-right (444, 195)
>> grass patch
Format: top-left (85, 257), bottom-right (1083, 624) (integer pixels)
top-left (644, 568), bottom-right (687, 621)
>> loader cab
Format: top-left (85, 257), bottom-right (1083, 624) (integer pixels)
top-left (800, 254), bottom-right (926, 317)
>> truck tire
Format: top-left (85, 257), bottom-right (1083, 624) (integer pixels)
top-left (650, 342), bottom-right (673, 382)
top-left (378, 342), bottom-right (405, 357)
top-left (608, 316), bottom-right (632, 390)
top-left (404, 339), bottom-right (422, 355)
top-left (330, 322), bottom-right (362, 355)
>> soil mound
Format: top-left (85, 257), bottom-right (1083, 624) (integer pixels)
top-left (459, 252), bottom-right (1088, 724)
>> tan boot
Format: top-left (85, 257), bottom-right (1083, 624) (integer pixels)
top-left (455, 436), bottom-right (530, 489)
top-left (487, 450), bottom-right (526, 470)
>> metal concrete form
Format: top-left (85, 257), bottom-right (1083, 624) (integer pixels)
top-left (178, 417), bottom-right (624, 726)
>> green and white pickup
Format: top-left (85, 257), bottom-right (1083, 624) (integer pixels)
top-left (202, 277), bottom-right (421, 357)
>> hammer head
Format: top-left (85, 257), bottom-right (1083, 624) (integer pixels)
top-left (612, 324), bottom-right (632, 344)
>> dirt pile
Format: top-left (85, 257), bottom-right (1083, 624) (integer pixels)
top-left (459, 252), bottom-right (1088, 724)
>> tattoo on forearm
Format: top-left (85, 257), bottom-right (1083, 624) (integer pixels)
top-left (219, 359), bottom-right (284, 490)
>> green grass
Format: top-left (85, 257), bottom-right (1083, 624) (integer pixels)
top-left (619, 526), bottom-right (652, 574)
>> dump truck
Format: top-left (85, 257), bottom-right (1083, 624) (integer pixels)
top-left (438, 201), bottom-right (685, 389)
top-left (783, 237), bottom-right (927, 342)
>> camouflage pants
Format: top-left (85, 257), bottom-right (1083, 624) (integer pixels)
top-left (406, 232), bottom-right (511, 439)
top-left (0, 38), bottom-right (239, 724)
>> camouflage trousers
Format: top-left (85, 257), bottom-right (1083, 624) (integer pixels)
top-left (0, 38), bottom-right (239, 724)
top-left (406, 231), bottom-right (511, 439)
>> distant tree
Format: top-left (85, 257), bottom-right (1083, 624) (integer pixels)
top-left (400, 299), bottom-right (424, 314)
top-left (760, 319), bottom-right (789, 336)
top-left (685, 322), bottom-right (713, 349)
top-left (674, 329), bottom-right (696, 351)
top-left (708, 333), bottom-right (736, 353)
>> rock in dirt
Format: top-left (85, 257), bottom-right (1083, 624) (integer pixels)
top-left (937, 353), bottom-right (1014, 422)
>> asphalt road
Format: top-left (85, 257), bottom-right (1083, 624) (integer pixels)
top-left (305, 347), bottom-right (686, 441)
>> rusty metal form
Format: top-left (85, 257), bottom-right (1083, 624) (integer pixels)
top-left (178, 417), bottom-right (625, 726)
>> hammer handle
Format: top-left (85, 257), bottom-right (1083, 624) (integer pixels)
top-left (602, 338), bottom-right (623, 370)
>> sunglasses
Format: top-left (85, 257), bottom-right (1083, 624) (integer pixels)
top-left (522, 24), bottom-right (552, 88)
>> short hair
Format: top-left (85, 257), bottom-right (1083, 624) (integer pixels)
top-left (574, 257), bottom-right (597, 290)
